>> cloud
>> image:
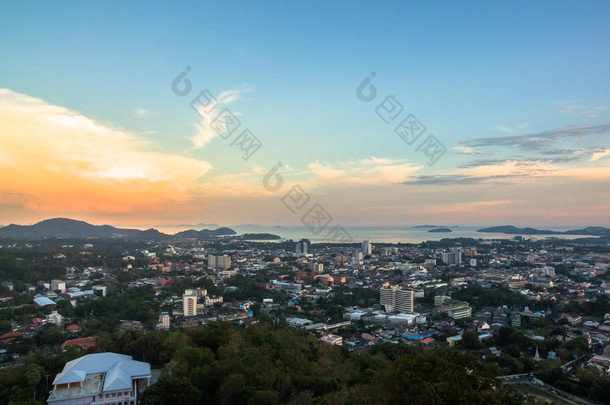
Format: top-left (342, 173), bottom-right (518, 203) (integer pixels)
top-left (558, 104), bottom-right (608, 114)
top-left (497, 122), bottom-right (531, 134)
top-left (461, 124), bottom-right (610, 152)
top-left (402, 174), bottom-right (520, 186)
top-left (558, 105), bottom-right (585, 113)
top-left (590, 147), bottom-right (610, 161)
top-left (0, 89), bottom-right (212, 214)
top-left (307, 157), bottom-right (423, 185)
top-left (190, 88), bottom-right (251, 149)
top-left (452, 146), bottom-right (489, 156)
top-left (135, 108), bottom-right (149, 117)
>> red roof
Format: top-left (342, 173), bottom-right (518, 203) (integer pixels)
top-left (66, 324), bottom-right (81, 331)
top-left (31, 317), bottom-right (44, 324)
top-left (60, 336), bottom-right (98, 351)
top-left (0, 332), bottom-right (23, 340)
top-left (420, 337), bottom-right (435, 344)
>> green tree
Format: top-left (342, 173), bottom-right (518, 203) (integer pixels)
top-left (461, 331), bottom-right (481, 350)
top-left (140, 374), bottom-right (201, 405)
top-left (25, 363), bottom-right (44, 399)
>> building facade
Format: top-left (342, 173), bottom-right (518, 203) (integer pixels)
top-left (380, 285), bottom-right (414, 313)
top-left (47, 352), bottom-right (151, 405)
top-left (183, 289), bottom-right (197, 316)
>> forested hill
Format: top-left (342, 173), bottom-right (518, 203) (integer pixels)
top-left (0, 218), bottom-right (237, 240)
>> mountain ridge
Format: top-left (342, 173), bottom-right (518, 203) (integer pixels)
top-left (477, 225), bottom-right (610, 236)
top-left (0, 218), bottom-right (236, 240)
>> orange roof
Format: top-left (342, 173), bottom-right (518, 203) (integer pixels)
top-left (420, 337), bottom-right (435, 344)
top-left (0, 331), bottom-right (23, 340)
top-left (66, 324), bottom-right (81, 331)
top-left (61, 336), bottom-right (98, 350)
top-left (31, 317), bottom-right (44, 324)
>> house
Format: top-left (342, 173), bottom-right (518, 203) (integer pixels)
top-left (47, 352), bottom-right (151, 404)
top-left (61, 337), bottom-right (99, 352)
top-left (321, 334), bottom-right (343, 346)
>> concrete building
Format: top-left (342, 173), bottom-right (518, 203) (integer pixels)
top-left (47, 352), bottom-right (151, 405)
top-left (309, 262), bottom-right (324, 272)
top-left (448, 306), bottom-right (472, 319)
top-left (362, 240), bottom-right (372, 255)
top-left (51, 280), bottom-right (66, 293)
top-left (296, 240), bottom-right (308, 255)
top-left (321, 334), bottom-right (343, 346)
top-left (441, 251), bottom-right (462, 265)
top-left (270, 280), bottom-right (301, 294)
top-left (92, 286), bottom-right (106, 297)
top-left (158, 312), bottom-right (170, 330)
top-left (183, 289), bottom-right (197, 317)
top-left (380, 285), bottom-right (414, 313)
top-left (208, 255), bottom-right (231, 270)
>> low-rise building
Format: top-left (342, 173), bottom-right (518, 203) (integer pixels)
top-left (47, 352), bottom-right (151, 405)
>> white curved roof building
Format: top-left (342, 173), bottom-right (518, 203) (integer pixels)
top-left (47, 352), bottom-right (151, 405)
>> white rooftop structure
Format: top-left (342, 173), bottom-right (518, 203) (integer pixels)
top-left (48, 352), bottom-right (151, 404)
top-left (33, 295), bottom-right (55, 307)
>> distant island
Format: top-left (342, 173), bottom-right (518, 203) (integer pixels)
top-left (477, 225), bottom-right (610, 236)
top-left (239, 233), bottom-right (282, 240)
top-left (428, 228), bottom-right (452, 233)
top-left (414, 225), bottom-right (458, 229)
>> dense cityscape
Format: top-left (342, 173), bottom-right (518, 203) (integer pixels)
top-left (0, 220), bottom-right (609, 404)
top-left (2, 1), bottom-right (610, 404)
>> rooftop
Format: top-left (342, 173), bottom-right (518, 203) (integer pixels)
top-left (50, 352), bottom-right (150, 401)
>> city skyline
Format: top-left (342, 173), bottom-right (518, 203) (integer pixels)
top-left (1, 1), bottom-right (609, 229)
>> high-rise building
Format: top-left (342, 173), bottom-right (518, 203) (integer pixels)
top-left (183, 289), bottom-right (197, 316)
top-left (159, 312), bottom-right (170, 329)
top-left (208, 254), bottom-right (231, 270)
top-left (441, 251), bottom-right (462, 265)
top-left (362, 240), bottom-right (372, 255)
top-left (380, 285), bottom-right (414, 313)
top-left (296, 240), bottom-right (308, 255)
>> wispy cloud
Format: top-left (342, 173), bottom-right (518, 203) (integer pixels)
top-left (558, 105), bottom-right (585, 113)
top-left (308, 157), bottom-right (423, 185)
top-left (558, 104), bottom-right (608, 118)
top-left (461, 124), bottom-right (610, 151)
top-left (190, 88), bottom-right (251, 149)
top-left (590, 147), bottom-right (610, 161)
top-left (497, 122), bottom-right (531, 134)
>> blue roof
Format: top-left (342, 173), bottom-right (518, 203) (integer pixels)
top-left (33, 296), bottom-right (55, 307)
top-left (53, 353), bottom-right (150, 391)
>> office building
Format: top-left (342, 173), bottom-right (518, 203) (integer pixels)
top-left (441, 251), bottom-right (462, 265)
top-left (208, 254), bottom-right (231, 270)
top-left (183, 289), bottom-right (197, 316)
top-left (362, 240), bottom-right (372, 255)
top-left (380, 285), bottom-right (414, 313)
top-left (296, 240), bottom-right (308, 255)
top-left (47, 352), bottom-right (150, 405)
top-left (448, 305), bottom-right (472, 319)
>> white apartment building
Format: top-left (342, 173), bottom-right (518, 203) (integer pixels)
top-left (380, 285), bottom-right (414, 313)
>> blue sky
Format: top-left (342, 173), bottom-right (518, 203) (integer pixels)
top-left (0, 1), bottom-right (609, 228)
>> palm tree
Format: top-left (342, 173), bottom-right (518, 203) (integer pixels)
top-left (25, 363), bottom-right (44, 399)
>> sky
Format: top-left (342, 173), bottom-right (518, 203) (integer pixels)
top-left (0, 1), bottom-right (609, 230)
